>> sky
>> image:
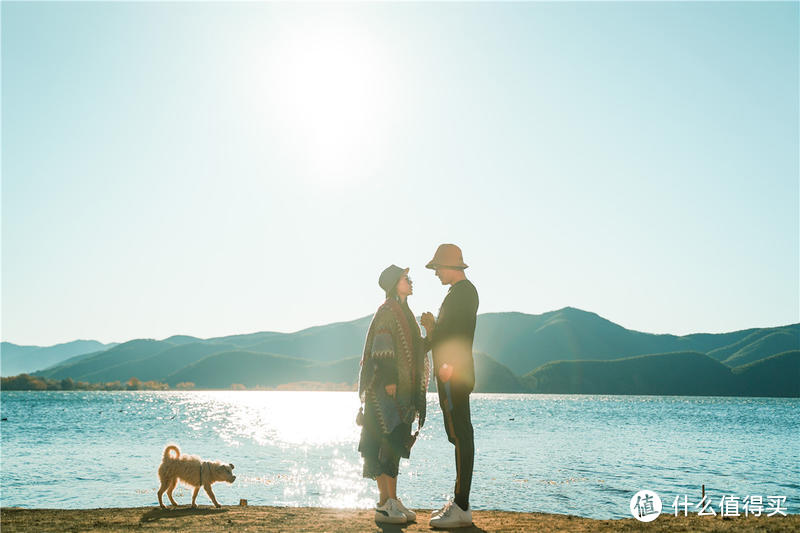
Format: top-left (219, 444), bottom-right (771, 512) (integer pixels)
top-left (2, 1), bottom-right (798, 347)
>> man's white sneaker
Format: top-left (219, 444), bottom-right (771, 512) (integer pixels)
top-left (375, 499), bottom-right (407, 524)
top-left (394, 499), bottom-right (416, 522)
top-left (429, 501), bottom-right (472, 528)
top-left (431, 499), bottom-right (454, 519)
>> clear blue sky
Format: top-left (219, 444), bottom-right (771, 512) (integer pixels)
top-left (3, 2), bottom-right (798, 346)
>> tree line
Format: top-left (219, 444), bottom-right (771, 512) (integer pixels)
top-left (0, 374), bottom-right (196, 391)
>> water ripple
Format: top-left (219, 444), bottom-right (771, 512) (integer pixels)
top-left (1, 391), bottom-right (798, 519)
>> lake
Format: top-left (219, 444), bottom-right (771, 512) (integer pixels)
top-left (1, 391), bottom-right (797, 519)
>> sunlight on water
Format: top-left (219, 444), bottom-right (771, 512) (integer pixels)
top-left (1, 391), bottom-right (798, 518)
top-left (163, 391), bottom-right (375, 509)
top-left (177, 391), bottom-right (361, 448)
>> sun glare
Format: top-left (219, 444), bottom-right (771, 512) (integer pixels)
top-left (189, 391), bottom-right (360, 448)
top-left (259, 19), bottom-right (398, 184)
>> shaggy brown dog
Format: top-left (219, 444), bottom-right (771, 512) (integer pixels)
top-left (157, 445), bottom-right (236, 509)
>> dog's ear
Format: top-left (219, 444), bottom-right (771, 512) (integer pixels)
top-left (230, 463), bottom-right (234, 470)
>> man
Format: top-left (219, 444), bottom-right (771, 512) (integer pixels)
top-left (421, 243), bottom-right (479, 529)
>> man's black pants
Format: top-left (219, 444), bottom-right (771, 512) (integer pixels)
top-left (437, 379), bottom-right (474, 511)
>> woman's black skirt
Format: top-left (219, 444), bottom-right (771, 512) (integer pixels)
top-left (358, 404), bottom-right (411, 479)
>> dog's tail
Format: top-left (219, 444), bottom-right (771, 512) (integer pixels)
top-left (163, 445), bottom-right (180, 461)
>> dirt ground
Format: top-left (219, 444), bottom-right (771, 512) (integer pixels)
top-left (1, 506), bottom-right (797, 533)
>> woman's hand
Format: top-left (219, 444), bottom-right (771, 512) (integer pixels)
top-left (421, 312), bottom-right (435, 335)
top-left (385, 384), bottom-right (397, 397)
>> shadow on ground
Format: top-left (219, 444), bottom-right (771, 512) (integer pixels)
top-left (377, 521), bottom-right (488, 533)
top-left (140, 507), bottom-right (227, 523)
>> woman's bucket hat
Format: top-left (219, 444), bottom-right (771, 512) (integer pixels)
top-left (379, 265), bottom-right (410, 293)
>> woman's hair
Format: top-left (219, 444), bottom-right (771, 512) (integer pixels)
top-left (385, 286), bottom-right (398, 300)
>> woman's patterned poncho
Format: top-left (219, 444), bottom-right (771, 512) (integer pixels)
top-left (358, 297), bottom-right (431, 434)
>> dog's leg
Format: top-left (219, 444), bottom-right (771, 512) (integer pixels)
top-left (167, 479), bottom-right (179, 507)
top-left (191, 486), bottom-right (200, 508)
top-left (203, 483), bottom-right (222, 508)
top-left (157, 481), bottom-right (168, 510)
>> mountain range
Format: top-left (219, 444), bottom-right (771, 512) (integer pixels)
top-left (0, 340), bottom-right (118, 377)
top-left (2, 307), bottom-right (798, 396)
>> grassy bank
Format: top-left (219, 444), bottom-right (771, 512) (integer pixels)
top-left (1, 506), bottom-right (797, 532)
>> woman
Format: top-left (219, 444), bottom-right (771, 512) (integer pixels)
top-left (358, 264), bottom-right (430, 524)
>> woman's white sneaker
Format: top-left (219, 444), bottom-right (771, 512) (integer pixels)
top-left (429, 501), bottom-right (472, 528)
top-left (375, 499), bottom-right (407, 524)
top-left (393, 499), bottom-right (416, 521)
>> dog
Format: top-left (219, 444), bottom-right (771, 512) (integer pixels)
top-left (157, 445), bottom-right (236, 509)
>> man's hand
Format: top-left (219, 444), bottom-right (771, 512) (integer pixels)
top-left (385, 384), bottom-right (397, 397)
top-left (421, 312), bottom-right (435, 335)
top-left (438, 363), bottom-right (453, 383)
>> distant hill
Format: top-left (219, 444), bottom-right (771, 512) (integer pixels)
top-left (77, 342), bottom-right (239, 383)
top-left (732, 351), bottom-right (800, 397)
top-left (15, 307), bottom-right (798, 396)
top-left (475, 308), bottom-right (799, 376)
top-left (473, 352), bottom-right (527, 393)
top-left (233, 316), bottom-right (373, 361)
top-left (37, 349), bottom-right (107, 373)
top-left (36, 339), bottom-right (173, 381)
top-left (0, 340), bottom-right (118, 376)
top-left (522, 352), bottom-right (737, 395)
top-left (161, 335), bottom-right (203, 345)
top-left (521, 350), bottom-right (800, 397)
top-left (722, 330), bottom-right (799, 367)
top-left (167, 351), bottom-right (320, 388)
top-left (678, 329), bottom-right (763, 355)
top-left (159, 349), bottom-right (526, 393)
top-left (474, 308), bottom-right (745, 375)
top-left (707, 326), bottom-right (800, 362)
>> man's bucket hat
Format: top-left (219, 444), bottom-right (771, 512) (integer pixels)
top-left (379, 265), bottom-right (410, 294)
top-left (425, 244), bottom-right (468, 270)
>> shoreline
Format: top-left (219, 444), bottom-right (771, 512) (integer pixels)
top-left (2, 389), bottom-right (797, 398)
top-left (2, 506), bottom-right (798, 532)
